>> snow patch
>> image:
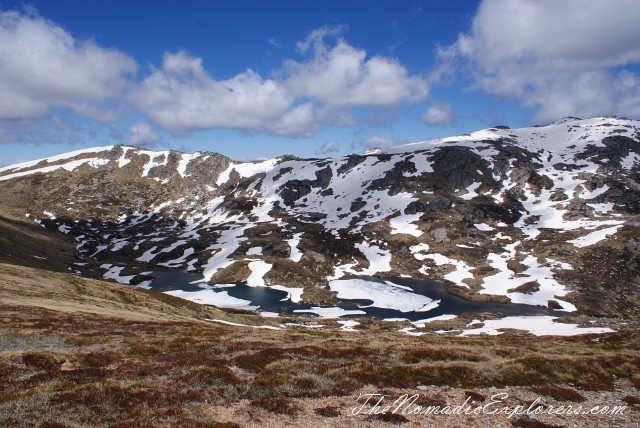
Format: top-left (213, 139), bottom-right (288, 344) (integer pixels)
top-left (0, 157), bottom-right (110, 182)
top-left (419, 253), bottom-right (473, 288)
top-left (167, 288), bottom-right (258, 310)
top-left (287, 233), bottom-right (303, 262)
top-left (246, 260), bottom-right (272, 287)
top-left (568, 225), bottom-right (622, 248)
top-left (389, 213), bottom-right (423, 237)
top-left (460, 182), bottom-right (482, 200)
top-left (270, 285), bottom-right (304, 303)
top-left (474, 223), bottom-right (494, 231)
top-left (293, 307), bottom-right (366, 318)
top-left (337, 320), bottom-right (360, 331)
top-left (0, 145), bottom-right (114, 174)
top-left (177, 152), bottom-right (201, 177)
top-left (329, 278), bottom-right (439, 312)
top-left (411, 314), bottom-right (458, 327)
top-left (246, 247), bottom-right (262, 256)
top-left (459, 316), bottom-right (614, 336)
top-left (103, 265), bottom-right (135, 284)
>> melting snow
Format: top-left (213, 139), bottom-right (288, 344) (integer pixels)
top-left (158, 248), bottom-right (195, 268)
top-left (246, 260), bottom-right (272, 287)
top-left (293, 307), bottom-right (366, 318)
top-left (177, 152), bottom-right (201, 177)
top-left (216, 158), bottom-right (279, 186)
top-left (411, 314), bottom-right (458, 327)
top-left (205, 319), bottom-right (281, 330)
top-left (102, 265), bottom-right (135, 284)
top-left (136, 246), bottom-right (159, 262)
top-left (287, 233), bottom-right (304, 262)
top-left (140, 150), bottom-right (170, 177)
top-left (354, 241), bottom-right (392, 274)
top-left (419, 253), bottom-right (473, 288)
top-left (460, 182), bottom-right (482, 200)
top-left (389, 213), bottom-right (423, 237)
top-left (337, 320), bottom-right (360, 331)
top-left (568, 225), bottom-right (622, 248)
top-left (410, 243), bottom-right (430, 259)
top-left (202, 224), bottom-right (246, 282)
top-left (474, 223), bottom-right (494, 231)
top-left (246, 247), bottom-right (263, 256)
top-left (167, 288), bottom-right (258, 310)
top-left (269, 285), bottom-right (304, 303)
top-left (260, 311), bottom-right (280, 318)
top-left (459, 316), bottom-right (614, 336)
top-left (478, 243), bottom-right (576, 311)
top-left (0, 145), bottom-right (114, 174)
top-left (329, 278), bottom-right (439, 312)
top-left (0, 158), bottom-right (110, 182)
top-left (399, 327), bottom-right (427, 336)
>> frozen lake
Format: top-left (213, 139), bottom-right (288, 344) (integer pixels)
top-left (148, 270), bottom-right (557, 320)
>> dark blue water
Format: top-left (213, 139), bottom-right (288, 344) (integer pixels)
top-left (148, 269), bottom-right (206, 292)
top-left (148, 271), bottom-right (561, 321)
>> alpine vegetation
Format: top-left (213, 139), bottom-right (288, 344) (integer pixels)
top-left (2, 116), bottom-right (640, 334)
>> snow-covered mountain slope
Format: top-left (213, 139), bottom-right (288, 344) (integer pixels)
top-left (2, 116), bottom-right (640, 318)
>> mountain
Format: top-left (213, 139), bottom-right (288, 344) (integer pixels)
top-left (2, 116), bottom-right (640, 319)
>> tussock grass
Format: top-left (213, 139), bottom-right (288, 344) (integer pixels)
top-left (528, 386), bottom-right (585, 402)
top-left (1, 263), bottom-right (639, 425)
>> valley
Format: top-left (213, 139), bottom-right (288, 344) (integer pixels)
top-left (2, 116), bottom-right (640, 426)
top-left (2, 116), bottom-right (640, 328)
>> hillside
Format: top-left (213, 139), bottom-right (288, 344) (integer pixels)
top-left (1, 263), bottom-right (639, 427)
top-left (0, 263), bottom-right (255, 324)
top-left (1, 116), bottom-right (639, 322)
top-left (2, 117), bottom-right (640, 425)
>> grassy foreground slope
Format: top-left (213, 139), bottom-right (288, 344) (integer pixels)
top-left (0, 213), bottom-right (76, 274)
top-left (1, 263), bottom-right (640, 427)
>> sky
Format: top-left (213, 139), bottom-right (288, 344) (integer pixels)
top-left (1, 0), bottom-right (640, 165)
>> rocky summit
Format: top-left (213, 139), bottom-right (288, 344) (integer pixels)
top-left (2, 116), bottom-right (640, 320)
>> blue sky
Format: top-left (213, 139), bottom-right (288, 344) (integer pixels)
top-left (1, 0), bottom-right (640, 165)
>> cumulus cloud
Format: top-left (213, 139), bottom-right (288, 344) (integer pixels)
top-left (0, 9), bottom-right (137, 120)
top-left (128, 120), bottom-right (160, 146)
top-left (315, 141), bottom-right (339, 154)
top-left (439, 0), bottom-right (640, 122)
top-left (129, 50), bottom-right (316, 136)
top-left (295, 26), bottom-right (344, 54)
top-left (0, 11), bottom-right (429, 142)
top-left (130, 28), bottom-right (429, 137)
top-left (420, 103), bottom-right (453, 125)
top-left (284, 27), bottom-right (429, 106)
top-left (360, 134), bottom-right (406, 150)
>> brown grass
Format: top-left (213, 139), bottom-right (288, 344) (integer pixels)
top-left (0, 263), bottom-right (639, 426)
top-left (313, 405), bottom-right (341, 417)
top-left (249, 397), bottom-right (300, 415)
top-left (528, 386), bottom-right (585, 402)
top-left (511, 418), bottom-right (565, 428)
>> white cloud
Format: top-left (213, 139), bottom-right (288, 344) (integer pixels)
top-left (284, 27), bottom-right (429, 106)
top-left (130, 51), bottom-right (304, 136)
top-left (420, 103), bottom-right (453, 125)
top-left (0, 9), bottom-right (137, 120)
top-left (0, 12), bottom-right (430, 142)
top-left (128, 120), bottom-right (160, 146)
top-left (130, 29), bottom-right (429, 137)
top-left (265, 102), bottom-right (319, 137)
top-left (315, 141), bottom-right (339, 154)
top-left (360, 134), bottom-right (406, 150)
top-left (440, 0), bottom-right (640, 122)
top-left (295, 26), bottom-right (345, 55)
